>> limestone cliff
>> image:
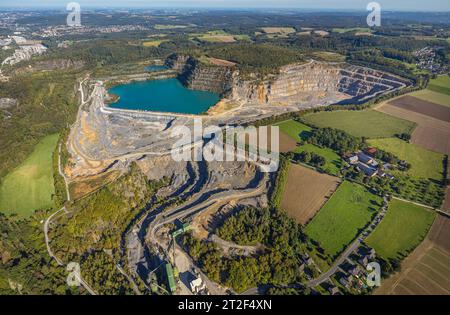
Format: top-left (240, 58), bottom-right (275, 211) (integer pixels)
top-left (166, 54), bottom-right (233, 95)
top-left (166, 54), bottom-right (410, 106)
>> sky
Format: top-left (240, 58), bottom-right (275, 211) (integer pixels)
top-left (0, 0), bottom-right (449, 12)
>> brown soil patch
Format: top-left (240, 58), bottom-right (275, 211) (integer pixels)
top-left (69, 171), bottom-right (121, 200)
top-left (281, 164), bottom-right (340, 225)
top-left (207, 57), bottom-right (236, 67)
top-left (389, 96), bottom-right (450, 123)
top-left (376, 102), bottom-right (450, 155)
top-left (279, 131), bottom-right (298, 153)
top-left (261, 27), bottom-right (295, 34)
top-left (411, 125), bottom-right (450, 156)
top-left (441, 187), bottom-right (450, 214)
top-left (238, 126), bottom-right (297, 154)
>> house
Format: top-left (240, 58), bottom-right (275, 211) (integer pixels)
top-left (339, 274), bottom-right (354, 288)
top-left (368, 248), bottom-right (376, 259)
top-left (339, 277), bottom-right (349, 288)
top-left (365, 147), bottom-right (377, 156)
top-left (299, 264), bottom-right (305, 272)
top-left (359, 255), bottom-right (370, 266)
top-left (357, 152), bottom-right (374, 165)
top-left (357, 162), bottom-right (378, 177)
top-left (348, 265), bottom-right (361, 276)
top-left (305, 257), bottom-right (314, 266)
top-left (328, 286), bottom-right (340, 295)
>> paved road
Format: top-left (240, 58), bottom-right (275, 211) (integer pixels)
top-left (44, 207), bottom-right (66, 266)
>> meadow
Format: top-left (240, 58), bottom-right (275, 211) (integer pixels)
top-left (275, 120), bottom-right (342, 175)
top-left (303, 110), bottom-right (416, 138)
top-left (0, 134), bottom-right (59, 216)
top-left (367, 138), bottom-right (444, 181)
top-left (410, 89), bottom-right (450, 108)
top-left (366, 199), bottom-right (435, 260)
top-left (305, 181), bottom-right (382, 258)
top-left (427, 75), bottom-right (450, 95)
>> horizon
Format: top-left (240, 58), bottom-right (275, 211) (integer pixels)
top-left (0, 0), bottom-right (449, 12)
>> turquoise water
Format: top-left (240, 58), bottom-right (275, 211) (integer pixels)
top-left (108, 78), bottom-right (220, 114)
top-left (145, 65), bottom-right (168, 71)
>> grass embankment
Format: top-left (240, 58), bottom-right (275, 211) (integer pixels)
top-left (303, 110), bottom-right (416, 139)
top-left (0, 134), bottom-right (59, 216)
top-left (366, 199), bottom-right (435, 260)
top-left (305, 181), bottom-right (382, 258)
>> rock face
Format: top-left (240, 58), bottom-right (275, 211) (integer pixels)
top-left (166, 54), bottom-right (410, 106)
top-left (166, 54), bottom-right (233, 95)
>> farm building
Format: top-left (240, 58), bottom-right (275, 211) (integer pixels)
top-left (357, 162), bottom-right (378, 177)
top-left (365, 147), bottom-right (377, 156)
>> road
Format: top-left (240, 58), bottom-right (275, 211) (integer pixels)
top-left (43, 77), bottom-right (98, 295)
top-left (307, 202), bottom-right (388, 287)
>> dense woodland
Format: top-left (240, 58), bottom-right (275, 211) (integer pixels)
top-left (182, 206), bottom-right (315, 293)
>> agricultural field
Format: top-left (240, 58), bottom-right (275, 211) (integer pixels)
top-left (195, 30), bottom-right (236, 43)
top-left (142, 39), bottom-right (167, 47)
top-left (305, 181), bottom-right (382, 258)
top-left (332, 27), bottom-right (371, 33)
top-left (366, 199), bottom-right (435, 260)
top-left (0, 134), bottom-right (59, 216)
top-left (153, 24), bottom-right (190, 29)
top-left (261, 27), bottom-right (296, 34)
top-left (427, 75), bottom-right (450, 95)
top-left (388, 96), bottom-right (450, 123)
top-left (376, 100), bottom-right (450, 155)
top-left (275, 120), bottom-right (342, 175)
top-left (367, 138), bottom-right (444, 181)
top-left (294, 144), bottom-right (342, 175)
top-left (303, 110), bottom-right (416, 138)
top-left (410, 90), bottom-right (450, 108)
top-left (275, 119), bottom-right (311, 142)
top-left (280, 163), bottom-right (340, 225)
top-left (375, 215), bottom-right (450, 295)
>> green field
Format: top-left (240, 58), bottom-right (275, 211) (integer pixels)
top-left (305, 181), bottom-right (382, 258)
top-left (303, 110), bottom-right (416, 138)
top-left (0, 134), bottom-right (59, 216)
top-left (332, 27), bottom-right (371, 33)
top-left (276, 120), bottom-right (342, 175)
top-left (367, 138), bottom-right (444, 181)
top-left (275, 119), bottom-right (312, 142)
top-left (410, 89), bottom-right (450, 108)
top-left (428, 75), bottom-right (450, 95)
top-left (366, 199), bottom-right (435, 260)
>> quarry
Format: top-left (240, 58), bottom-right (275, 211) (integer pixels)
top-left (66, 54), bottom-right (411, 181)
top-left (60, 55), bottom-right (413, 291)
